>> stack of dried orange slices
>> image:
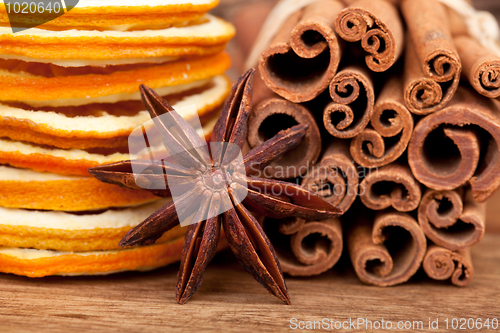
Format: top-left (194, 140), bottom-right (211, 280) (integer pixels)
top-left (0, 0), bottom-right (234, 277)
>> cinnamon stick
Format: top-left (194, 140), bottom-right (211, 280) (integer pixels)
top-left (401, 0), bottom-right (461, 115)
top-left (408, 86), bottom-right (500, 202)
top-left (350, 76), bottom-right (413, 167)
top-left (445, 4), bottom-right (469, 38)
top-left (259, 0), bottom-right (344, 103)
top-left (301, 139), bottom-right (359, 212)
top-left (334, 0), bottom-right (403, 72)
top-left (423, 244), bottom-right (473, 287)
top-left (359, 163), bottom-right (422, 212)
top-left (264, 217), bottom-right (343, 276)
top-left (418, 187), bottom-right (485, 251)
top-left (454, 35), bottom-right (500, 99)
top-left (323, 65), bottom-right (374, 138)
top-left (347, 208), bottom-right (427, 286)
top-left (445, 4), bottom-right (500, 99)
top-left (248, 97), bottom-right (322, 179)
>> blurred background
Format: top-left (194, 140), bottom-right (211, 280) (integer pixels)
top-left (214, 0), bottom-right (500, 19)
top-left (474, 0), bottom-right (500, 19)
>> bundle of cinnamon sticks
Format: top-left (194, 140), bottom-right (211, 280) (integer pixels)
top-left (224, 0), bottom-right (499, 286)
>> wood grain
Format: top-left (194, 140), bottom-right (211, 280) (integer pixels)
top-left (0, 233), bottom-right (499, 332)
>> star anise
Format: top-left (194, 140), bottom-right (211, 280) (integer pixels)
top-left (89, 69), bottom-right (342, 304)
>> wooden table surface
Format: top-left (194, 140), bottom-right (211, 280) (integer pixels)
top-left (0, 233), bottom-right (499, 332)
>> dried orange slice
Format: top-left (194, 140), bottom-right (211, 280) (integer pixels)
top-left (0, 15), bottom-right (234, 61)
top-left (0, 166), bottom-right (162, 211)
top-left (0, 199), bottom-right (185, 251)
top-left (0, 111), bottom-right (219, 176)
top-left (0, 75), bottom-right (230, 149)
top-left (0, 52), bottom-right (231, 105)
top-left (0, 0), bottom-right (219, 31)
top-left (0, 240), bottom-right (185, 277)
top-left (0, 55), bottom-right (181, 68)
top-left (0, 234), bottom-right (228, 277)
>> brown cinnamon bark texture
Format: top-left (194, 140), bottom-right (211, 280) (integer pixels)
top-left (359, 163), bottom-right (422, 212)
top-left (454, 35), bottom-right (500, 98)
top-left (301, 139), bottom-right (359, 212)
top-left (423, 245), bottom-right (474, 287)
top-left (281, 218), bottom-right (343, 276)
top-left (445, 5), bottom-right (469, 37)
top-left (252, 67), bottom-right (276, 105)
top-left (418, 187), bottom-right (485, 251)
top-left (323, 65), bottom-right (374, 138)
top-left (350, 76), bottom-right (413, 167)
top-left (401, 0), bottom-right (461, 115)
top-left (445, 4), bottom-right (500, 99)
top-left (273, 217), bottom-right (343, 276)
top-left (259, 0), bottom-right (344, 103)
top-left (347, 209), bottom-right (427, 286)
top-left (248, 97), bottom-right (321, 179)
top-left (334, 0), bottom-right (403, 72)
top-left (408, 86), bottom-right (500, 202)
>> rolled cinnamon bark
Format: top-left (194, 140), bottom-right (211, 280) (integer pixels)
top-left (418, 187), bottom-right (485, 251)
top-left (259, 0), bottom-right (344, 103)
top-left (350, 76), bottom-right (413, 167)
top-left (359, 163), bottom-right (422, 212)
top-left (445, 4), bottom-right (469, 37)
top-left (408, 86), bottom-right (500, 202)
top-left (334, 0), bottom-right (403, 72)
top-left (403, 38), bottom-right (443, 115)
top-left (301, 139), bottom-right (359, 212)
top-left (248, 97), bottom-right (322, 179)
top-left (423, 244), bottom-right (473, 287)
top-left (264, 217), bottom-right (343, 276)
top-left (445, 5), bottom-right (500, 99)
top-left (454, 35), bottom-right (500, 99)
top-left (401, 0), bottom-right (461, 115)
top-left (402, 0), bottom-right (460, 80)
top-left (323, 65), bottom-right (374, 138)
top-left (347, 209), bottom-right (427, 286)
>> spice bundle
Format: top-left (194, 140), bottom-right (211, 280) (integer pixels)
top-left (0, 0), bottom-right (234, 277)
top-left (242, 0), bottom-right (498, 286)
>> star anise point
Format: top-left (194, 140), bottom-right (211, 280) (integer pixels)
top-left (89, 69), bottom-right (341, 304)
